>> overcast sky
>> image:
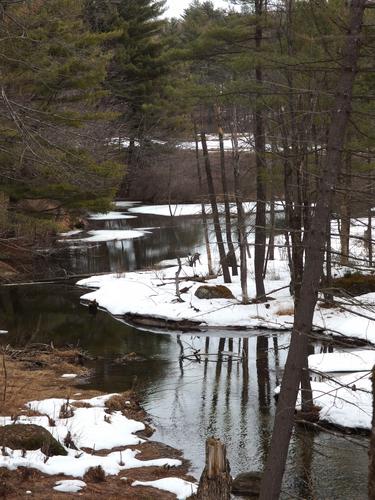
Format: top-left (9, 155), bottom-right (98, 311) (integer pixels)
top-left (165, 0), bottom-right (230, 18)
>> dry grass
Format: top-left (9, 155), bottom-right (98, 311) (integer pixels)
top-left (0, 348), bottom-right (98, 417)
top-left (276, 306), bottom-right (295, 316)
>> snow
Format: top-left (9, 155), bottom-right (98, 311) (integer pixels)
top-left (129, 201), bottom-right (284, 217)
top-left (0, 394), bottom-right (181, 478)
top-left (309, 350), bottom-right (375, 373)
top-left (132, 477), bottom-right (198, 499)
top-left (0, 330), bottom-right (8, 335)
top-left (58, 230), bottom-right (83, 237)
top-left (113, 201), bottom-right (142, 208)
top-left (60, 374), bottom-right (78, 379)
top-left (280, 372), bottom-right (373, 430)
top-left (53, 480), bottom-right (86, 493)
top-left (60, 229), bottom-right (147, 243)
top-left (77, 261), bottom-right (292, 331)
top-left (88, 212), bottom-right (137, 220)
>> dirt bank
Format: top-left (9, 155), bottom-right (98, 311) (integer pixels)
top-left (0, 345), bottom-right (196, 499)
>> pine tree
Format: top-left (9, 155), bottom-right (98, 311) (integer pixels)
top-left (0, 0), bottom-right (122, 238)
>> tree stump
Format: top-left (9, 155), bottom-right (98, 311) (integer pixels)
top-left (193, 438), bottom-right (232, 499)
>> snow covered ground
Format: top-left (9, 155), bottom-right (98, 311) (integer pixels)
top-left (88, 211), bottom-right (137, 220)
top-left (60, 229), bottom-right (148, 243)
top-left (128, 201), bottom-right (284, 217)
top-left (77, 256), bottom-right (375, 343)
top-left (0, 393), bottom-right (196, 494)
top-left (272, 351), bottom-right (374, 431)
top-left (132, 477), bottom-right (198, 499)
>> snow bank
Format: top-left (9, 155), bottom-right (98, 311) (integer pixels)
top-left (61, 229), bottom-right (147, 243)
top-left (128, 201), bottom-right (284, 217)
top-left (88, 211), bottom-right (137, 220)
top-left (0, 394), bottom-right (181, 478)
top-left (132, 478), bottom-right (198, 499)
top-left (309, 350), bottom-right (375, 373)
top-left (77, 262), bottom-right (292, 331)
top-left (276, 371), bottom-right (372, 430)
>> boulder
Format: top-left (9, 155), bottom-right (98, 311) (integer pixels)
top-left (195, 285), bottom-right (235, 300)
top-left (232, 471), bottom-right (262, 497)
top-left (0, 424), bottom-right (67, 456)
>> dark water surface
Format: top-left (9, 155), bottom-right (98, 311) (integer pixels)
top-left (0, 209), bottom-right (368, 499)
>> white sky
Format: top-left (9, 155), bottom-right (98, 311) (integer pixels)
top-left (165, 0), bottom-right (231, 18)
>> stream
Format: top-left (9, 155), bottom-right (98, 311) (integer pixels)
top-left (0, 205), bottom-right (369, 499)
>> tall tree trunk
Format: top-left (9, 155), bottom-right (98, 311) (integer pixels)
top-left (254, 0), bottom-right (267, 300)
top-left (216, 107), bottom-right (238, 276)
top-left (232, 108), bottom-right (249, 303)
top-left (368, 169), bottom-right (373, 267)
top-left (340, 149), bottom-right (351, 265)
top-left (194, 123), bottom-right (214, 275)
top-left (201, 131), bottom-right (231, 284)
top-left (259, 3), bottom-right (365, 498)
top-left (369, 367), bottom-right (375, 499)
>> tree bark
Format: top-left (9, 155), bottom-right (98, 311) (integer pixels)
top-left (369, 367), bottom-right (375, 499)
top-left (194, 438), bottom-right (232, 500)
top-left (232, 108), bottom-right (249, 303)
top-left (254, 0), bottom-right (267, 300)
top-left (201, 131), bottom-right (231, 283)
top-left (194, 123), bottom-right (214, 275)
top-left (259, 3), bottom-right (365, 498)
top-left (216, 107), bottom-right (238, 276)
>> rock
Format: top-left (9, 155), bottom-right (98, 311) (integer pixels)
top-left (0, 424), bottom-right (67, 456)
top-left (195, 285), bottom-right (235, 300)
top-left (232, 471), bottom-right (262, 497)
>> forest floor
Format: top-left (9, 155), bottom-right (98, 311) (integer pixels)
top-left (0, 346), bottom-right (197, 499)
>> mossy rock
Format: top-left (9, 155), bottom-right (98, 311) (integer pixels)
top-left (232, 471), bottom-right (262, 496)
top-left (0, 424), bottom-right (67, 456)
top-left (195, 285), bottom-right (235, 300)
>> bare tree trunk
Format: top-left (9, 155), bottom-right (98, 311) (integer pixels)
top-left (259, 4), bottom-right (365, 497)
top-left (232, 108), bottom-right (249, 303)
top-left (194, 123), bottom-right (214, 275)
top-left (217, 113), bottom-right (238, 276)
top-left (368, 175), bottom-right (373, 267)
top-left (254, 0), bottom-right (267, 300)
top-left (201, 131), bottom-right (231, 284)
top-left (340, 149), bottom-right (351, 265)
top-left (369, 367), bottom-right (375, 499)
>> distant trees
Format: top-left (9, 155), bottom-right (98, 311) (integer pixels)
top-left (85, 0), bottom-right (172, 195)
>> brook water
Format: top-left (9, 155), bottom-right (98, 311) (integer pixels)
top-left (0, 207), bottom-right (368, 499)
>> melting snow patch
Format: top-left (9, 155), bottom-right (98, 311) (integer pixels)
top-left (53, 480), bottom-right (86, 493)
top-left (63, 229), bottom-right (146, 243)
top-left (0, 394), bottom-right (181, 477)
top-left (132, 478), bottom-right (198, 499)
top-left (88, 212), bottom-right (137, 220)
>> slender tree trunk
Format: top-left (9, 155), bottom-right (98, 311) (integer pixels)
top-left (194, 123), bottom-right (214, 275)
top-left (232, 108), bottom-right (249, 303)
top-left (340, 150), bottom-right (351, 265)
top-left (368, 171), bottom-right (373, 267)
top-left (369, 367), bottom-right (375, 499)
top-left (216, 108), bottom-right (238, 276)
top-left (259, 4), bottom-right (365, 498)
top-left (201, 131), bottom-right (231, 284)
top-left (254, 0), bottom-right (267, 300)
